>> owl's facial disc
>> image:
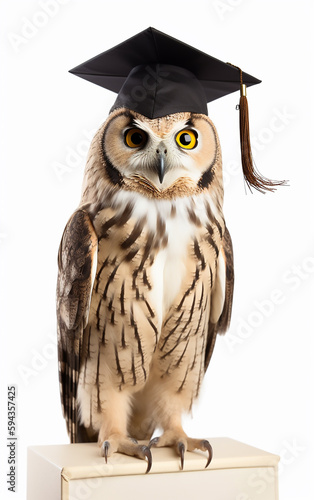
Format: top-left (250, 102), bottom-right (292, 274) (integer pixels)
top-left (102, 111), bottom-right (217, 192)
top-left (122, 123), bottom-right (201, 187)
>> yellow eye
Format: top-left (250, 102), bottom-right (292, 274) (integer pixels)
top-left (125, 128), bottom-right (147, 148)
top-left (176, 129), bottom-right (198, 149)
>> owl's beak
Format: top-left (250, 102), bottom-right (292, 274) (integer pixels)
top-left (156, 143), bottom-right (167, 184)
top-left (157, 153), bottom-right (165, 184)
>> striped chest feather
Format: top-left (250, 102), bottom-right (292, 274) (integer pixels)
top-left (78, 191), bottom-right (224, 396)
top-left (91, 191), bottom-right (222, 327)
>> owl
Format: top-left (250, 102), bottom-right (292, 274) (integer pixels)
top-left (57, 27), bottom-right (282, 473)
top-left (57, 107), bottom-right (234, 472)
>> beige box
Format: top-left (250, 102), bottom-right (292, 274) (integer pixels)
top-left (27, 437), bottom-right (279, 500)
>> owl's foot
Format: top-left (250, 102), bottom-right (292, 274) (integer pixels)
top-left (149, 432), bottom-right (213, 469)
top-left (99, 435), bottom-right (152, 473)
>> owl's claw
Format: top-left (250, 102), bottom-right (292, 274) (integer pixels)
top-left (100, 438), bottom-right (152, 473)
top-left (202, 439), bottom-right (213, 468)
top-left (148, 432), bottom-right (213, 470)
top-left (141, 445), bottom-right (152, 473)
top-left (177, 442), bottom-right (185, 470)
top-left (101, 441), bottom-right (110, 463)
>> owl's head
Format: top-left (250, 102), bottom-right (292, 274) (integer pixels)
top-left (81, 108), bottom-right (223, 205)
top-left (74, 29), bottom-right (286, 202)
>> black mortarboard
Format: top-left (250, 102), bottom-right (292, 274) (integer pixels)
top-left (69, 26), bottom-right (261, 119)
top-left (69, 27), bottom-right (285, 192)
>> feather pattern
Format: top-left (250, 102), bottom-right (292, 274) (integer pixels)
top-left (57, 210), bottom-right (98, 442)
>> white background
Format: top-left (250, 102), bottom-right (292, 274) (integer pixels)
top-left (0, 0), bottom-right (313, 498)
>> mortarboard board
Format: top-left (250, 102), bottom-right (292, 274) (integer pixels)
top-left (69, 27), bottom-right (285, 192)
top-left (69, 26), bottom-right (261, 119)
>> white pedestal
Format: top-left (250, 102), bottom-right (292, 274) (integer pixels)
top-left (27, 437), bottom-right (280, 500)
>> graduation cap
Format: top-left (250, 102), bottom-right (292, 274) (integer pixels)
top-left (70, 27), bottom-right (285, 192)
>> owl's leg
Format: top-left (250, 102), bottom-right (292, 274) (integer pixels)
top-left (128, 391), bottom-right (157, 441)
top-left (96, 389), bottom-right (152, 473)
top-left (140, 378), bottom-right (212, 469)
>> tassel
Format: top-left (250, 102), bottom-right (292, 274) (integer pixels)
top-left (228, 63), bottom-right (287, 193)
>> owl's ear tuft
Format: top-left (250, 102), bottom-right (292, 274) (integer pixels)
top-left (239, 88), bottom-right (287, 193)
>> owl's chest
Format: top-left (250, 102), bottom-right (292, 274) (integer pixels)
top-left (148, 208), bottom-right (196, 326)
top-left (92, 194), bottom-right (207, 325)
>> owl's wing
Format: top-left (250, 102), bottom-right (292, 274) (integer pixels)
top-left (204, 227), bottom-right (234, 370)
top-left (57, 209), bottom-right (98, 442)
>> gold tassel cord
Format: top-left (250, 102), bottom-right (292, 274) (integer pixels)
top-left (227, 63), bottom-right (287, 193)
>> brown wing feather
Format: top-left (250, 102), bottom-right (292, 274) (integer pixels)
top-left (57, 209), bottom-right (98, 443)
top-left (217, 227), bottom-right (234, 334)
top-left (204, 227), bottom-right (234, 370)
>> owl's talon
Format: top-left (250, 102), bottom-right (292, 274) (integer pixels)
top-left (178, 442), bottom-right (185, 470)
top-left (142, 445), bottom-right (152, 473)
top-left (101, 441), bottom-right (110, 463)
top-left (202, 440), bottom-right (213, 468)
